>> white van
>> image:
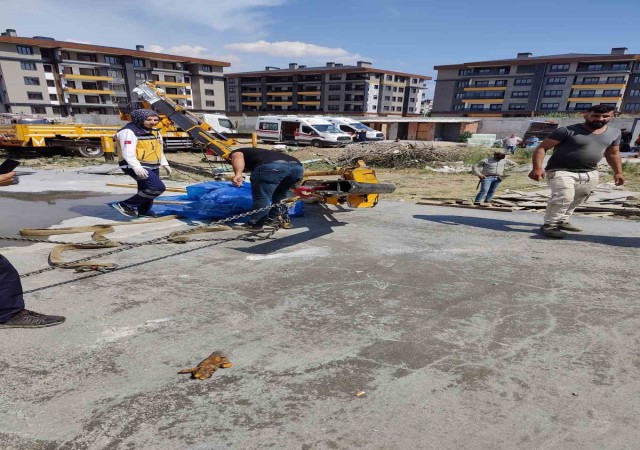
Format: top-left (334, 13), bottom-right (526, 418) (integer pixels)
top-left (323, 117), bottom-right (384, 141)
top-left (256, 115), bottom-right (352, 147)
top-left (200, 113), bottom-right (237, 134)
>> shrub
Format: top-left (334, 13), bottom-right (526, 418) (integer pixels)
top-left (458, 131), bottom-right (473, 143)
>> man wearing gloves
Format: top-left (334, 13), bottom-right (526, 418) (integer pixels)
top-left (111, 109), bottom-right (171, 217)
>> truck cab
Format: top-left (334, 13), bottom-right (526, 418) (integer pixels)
top-left (199, 113), bottom-right (237, 134)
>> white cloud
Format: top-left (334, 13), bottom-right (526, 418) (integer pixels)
top-left (63, 38), bottom-right (93, 45)
top-left (225, 40), bottom-right (352, 58)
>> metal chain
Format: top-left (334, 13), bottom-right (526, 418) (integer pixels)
top-left (3, 200), bottom-right (289, 278)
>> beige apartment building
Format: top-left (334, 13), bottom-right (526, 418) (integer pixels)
top-left (225, 62), bottom-right (430, 116)
top-left (0, 29), bottom-right (229, 117)
top-left (433, 48), bottom-right (640, 117)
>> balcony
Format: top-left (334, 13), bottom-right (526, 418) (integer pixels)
top-left (64, 88), bottom-right (115, 95)
top-left (266, 92), bottom-right (292, 96)
top-left (241, 101), bottom-right (262, 106)
top-left (153, 81), bottom-right (190, 87)
top-left (62, 74), bottom-right (113, 81)
top-left (298, 101), bottom-right (320, 105)
top-left (567, 94), bottom-right (622, 102)
top-left (266, 101), bottom-right (292, 105)
top-left (463, 93), bottom-right (505, 100)
top-left (241, 92), bottom-right (262, 96)
top-left (464, 86), bottom-right (507, 91)
top-left (164, 94), bottom-right (191, 99)
top-left (571, 82), bottom-right (626, 89)
top-left (462, 99), bottom-right (505, 103)
top-left (298, 91), bottom-right (321, 95)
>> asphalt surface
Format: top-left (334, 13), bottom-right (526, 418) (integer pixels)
top-left (1, 171), bottom-right (640, 449)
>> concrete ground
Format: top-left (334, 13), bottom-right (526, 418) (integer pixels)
top-left (1, 169), bottom-right (640, 449)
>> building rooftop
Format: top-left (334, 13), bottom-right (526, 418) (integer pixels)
top-left (227, 62), bottom-right (431, 81)
top-left (0, 31), bottom-right (230, 67)
top-left (434, 48), bottom-right (640, 70)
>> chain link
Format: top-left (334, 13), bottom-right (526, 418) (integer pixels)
top-left (2, 199), bottom-right (290, 278)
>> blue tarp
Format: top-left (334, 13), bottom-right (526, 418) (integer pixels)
top-left (149, 181), bottom-right (304, 220)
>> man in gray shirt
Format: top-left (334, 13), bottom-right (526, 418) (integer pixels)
top-left (473, 150), bottom-right (508, 205)
top-left (528, 104), bottom-right (624, 238)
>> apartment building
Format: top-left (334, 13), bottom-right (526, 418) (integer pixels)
top-left (0, 29), bottom-right (229, 117)
top-left (433, 48), bottom-right (640, 117)
top-left (225, 62), bottom-right (430, 116)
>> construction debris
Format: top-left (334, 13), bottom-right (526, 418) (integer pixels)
top-left (418, 189), bottom-right (640, 218)
top-left (333, 141), bottom-right (468, 168)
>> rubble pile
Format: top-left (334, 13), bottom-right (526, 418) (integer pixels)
top-left (332, 141), bottom-right (468, 168)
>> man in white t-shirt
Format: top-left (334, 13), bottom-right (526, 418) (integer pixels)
top-left (503, 134), bottom-right (522, 154)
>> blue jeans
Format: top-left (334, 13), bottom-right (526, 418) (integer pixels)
top-left (120, 166), bottom-right (166, 214)
top-left (475, 176), bottom-right (501, 203)
top-left (506, 145), bottom-right (516, 154)
top-left (249, 162), bottom-right (304, 225)
top-left (0, 255), bottom-right (25, 322)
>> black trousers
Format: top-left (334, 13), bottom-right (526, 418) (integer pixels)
top-left (0, 255), bottom-right (25, 322)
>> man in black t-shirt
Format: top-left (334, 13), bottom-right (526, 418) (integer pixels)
top-left (230, 148), bottom-right (304, 229)
top-left (528, 104), bottom-right (624, 238)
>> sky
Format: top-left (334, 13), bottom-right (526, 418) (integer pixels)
top-left (1, 0), bottom-right (638, 98)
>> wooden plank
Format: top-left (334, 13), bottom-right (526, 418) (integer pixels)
top-left (106, 182), bottom-right (187, 193)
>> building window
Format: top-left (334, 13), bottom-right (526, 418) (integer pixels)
top-left (52, 106), bottom-right (61, 115)
top-left (540, 103), bottom-right (559, 110)
top-left (456, 81), bottom-right (469, 87)
top-left (79, 68), bottom-right (95, 76)
top-left (203, 77), bottom-right (214, 84)
top-left (328, 105), bottom-right (340, 111)
top-left (162, 62), bottom-right (176, 70)
top-left (24, 77), bottom-right (40, 85)
top-left (60, 51), bottom-right (70, 60)
top-left (77, 53), bottom-right (97, 62)
top-left (455, 93), bottom-right (464, 99)
top-left (489, 104), bottom-right (502, 111)
top-left (459, 69), bottom-right (472, 76)
top-left (477, 68), bottom-right (491, 75)
top-left (508, 103), bottom-right (526, 110)
top-left (62, 66), bottom-right (73, 75)
top-left (85, 95), bottom-right (100, 104)
top-left (633, 76), bottom-right (640, 83)
top-left (607, 76), bottom-right (625, 83)
top-left (452, 104), bottom-right (465, 111)
top-left (329, 74), bottom-right (341, 80)
top-left (205, 101), bottom-right (215, 107)
top-left (132, 58), bottom-right (145, 68)
top-left (49, 94), bottom-right (58, 101)
top-left (497, 67), bottom-right (510, 75)
top-left (624, 103), bottom-right (640, 110)
top-left (543, 90), bottom-right (563, 97)
top-left (31, 106), bottom-right (46, 114)
top-left (514, 78), bottom-right (533, 85)
top-left (205, 89), bottom-right (214, 95)
top-left (494, 80), bottom-right (508, 87)
top-left (27, 92), bottom-right (44, 100)
top-left (164, 75), bottom-right (177, 82)
top-left (228, 96), bottom-right (236, 102)
top-left (383, 106), bottom-right (389, 111)
top-left (149, 74), bottom-right (160, 82)
top-left (68, 94), bottom-right (78, 102)
top-left (469, 104), bottom-right (484, 111)
top-left (511, 91), bottom-right (529, 98)
top-left (549, 64), bottom-right (569, 72)
top-left (47, 80), bottom-right (55, 87)
top-left (105, 56), bottom-right (120, 65)
top-left (66, 80), bottom-right (76, 89)
top-left (474, 81), bottom-right (489, 87)
top-left (165, 88), bottom-right (178, 95)
top-left (576, 90), bottom-right (596, 97)
top-left (574, 103), bottom-right (592, 109)
top-left (328, 95), bottom-right (340, 101)
top-left (135, 72), bottom-right (147, 83)
top-left (328, 84), bottom-right (341, 91)
top-left (17, 45), bottom-right (33, 55)
top-left (384, 96), bottom-right (390, 101)
top-left (201, 65), bottom-right (212, 72)
top-left (602, 90), bottom-right (621, 96)
top-left (581, 77), bottom-right (599, 84)
top-left (611, 63), bottom-right (629, 70)
top-left (21, 62), bottom-right (36, 71)
top-left (586, 64), bottom-right (603, 71)
top-left (43, 64), bottom-right (53, 73)
top-left (628, 90), bottom-right (640, 96)
top-left (228, 87), bottom-right (235, 93)
top-left (546, 77), bottom-right (566, 85)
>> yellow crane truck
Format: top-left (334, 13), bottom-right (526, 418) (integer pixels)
top-left (0, 115), bottom-right (118, 158)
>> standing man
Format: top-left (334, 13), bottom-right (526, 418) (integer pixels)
top-left (528, 104), bottom-right (624, 238)
top-left (0, 172), bottom-right (65, 328)
top-left (231, 147), bottom-right (304, 230)
top-left (504, 133), bottom-right (522, 154)
top-left (111, 109), bottom-right (171, 218)
top-left (472, 150), bottom-right (508, 205)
